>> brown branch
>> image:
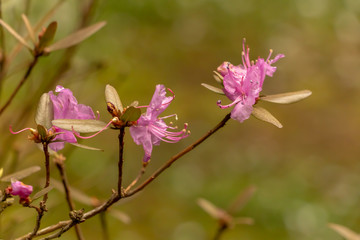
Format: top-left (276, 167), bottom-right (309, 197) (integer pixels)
top-left (0, 0), bottom-right (6, 93)
top-left (55, 158), bottom-right (84, 240)
top-left (124, 113), bottom-right (232, 197)
top-left (124, 166), bottom-right (146, 193)
top-left (0, 56), bottom-right (38, 117)
top-left (26, 143), bottom-right (51, 239)
top-left (17, 114), bottom-right (232, 239)
top-left (118, 127), bottom-right (125, 195)
top-left (213, 224), bottom-right (227, 240)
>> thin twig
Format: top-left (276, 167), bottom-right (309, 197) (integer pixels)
top-left (55, 160), bottom-right (84, 240)
top-left (17, 114), bottom-right (232, 239)
top-left (125, 113), bottom-right (232, 197)
top-left (118, 127), bottom-right (125, 195)
top-left (0, 56), bottom-right (39, 117)
top-left (124, 166), bottom-right (146, 193)
top-left (213, 224), bottom-right (227, 240)
top-left (27, 143), bottom-right (51, 239)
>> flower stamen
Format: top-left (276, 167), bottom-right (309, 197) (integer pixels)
top-left (72, 118), bottom-right (115, 139)
top-left (9, 126), bottom-right (35, 135)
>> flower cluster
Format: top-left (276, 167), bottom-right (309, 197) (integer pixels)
top-left (10, 85), bottom-right (96, 152)
top-left (216, 40), bottom-right (284, 122)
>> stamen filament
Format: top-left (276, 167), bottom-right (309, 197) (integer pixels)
top-left (217, 96), bottom-right (242, 109)
top-left (160, 114), bottom-right (178, 120)
top-left (72, 118), bottom-right (113, 139)
top-left (9, 126), bottom-right (34, 134)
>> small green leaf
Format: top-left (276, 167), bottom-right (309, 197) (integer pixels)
top-left (120, 107), bottom-right (141, 123)
top-left (35, 93), bottom-right (53, 129)
top-left (201, 83), bottom-right (224, 94)
top-left (105, 84), bottom-right (123, 112)
top-left (52, 119), bottom-right (108, 133)
top-left (32, 186), bottom-right (53, 200)
top-left (260, 90), bottom-right (312, 104)
top-left (70, 143), bottom-right (103, 151)
top-left (1, 166), bottom-right (41, 182)
top-left (329, 223), bottom-right (360, 240)
top-left (37, 125), bottom-right (48, 139)
top-left (0, 19), bottom-right (32, 50)
top-left (45, 21), bottom-right (106, 53)
top-left (38, 21), bottom-right (57, 51)
top-left (251, 106), bottom-right (283, 128)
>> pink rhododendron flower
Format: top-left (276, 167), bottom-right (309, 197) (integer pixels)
top-left (130, 85), bottom-right (189, 162)
top-left (49, 85), bottom-right (95, 151)
top-left (10, 181), bottom-right (33, 200)
top-left (217, 40), bottom-right (284, 122)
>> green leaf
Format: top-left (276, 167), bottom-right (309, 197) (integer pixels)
top-left (251, 106), bottom-right (283, 128)
top-left (120, 107), bottom-right (141, 123)
top-left (70, 143), bottom-right (103, 151)
top-left (38, 21), bottom-right (57, 50)
top-left (0, 19), bottom-right (32, 50)
top-left (105, 84), bottom-right (123, 112)
top-left (260, 90), bottom-right (312, 104)
top-left (32, 186), bottom-right (53, 200)
top-left (201, 83), bottom-right (224, 94)
top-left (52, 119), bottom-right (108, 133)
top-left (37, 125), bottom-right (48, 139)
top-left (35, 93), bottom-right (54, 129)
top-left (329, 223), bottom-right (360, 240)
top-left (1, 166), bottom-right (41, 182)
top-left (45, 21), bottom-right (106, 53)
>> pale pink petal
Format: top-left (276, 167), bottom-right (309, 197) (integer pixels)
top-left (231, 103), bottom-right (253, 122)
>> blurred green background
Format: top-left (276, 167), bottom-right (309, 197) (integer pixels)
top-left (1, 0), bottom-right (360, 239)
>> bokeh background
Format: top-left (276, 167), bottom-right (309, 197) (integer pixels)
top-left (1, 0), bottom-right (360, 239)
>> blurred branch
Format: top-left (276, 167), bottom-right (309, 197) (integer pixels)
top-left (99, 212), bottom-right (109, 240)
top-left (0, 56), bottom-right (39, 117)
top-left (0, 0), bottom-right (6, 97)
top-left (13, 0), bottom-right (99, 129)
top-left (55, 156), bottom-right (84, 240)
top-left (124, 113), bottom-right (232, 197)
top-left (213, 225), bottom-right (227, 240)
